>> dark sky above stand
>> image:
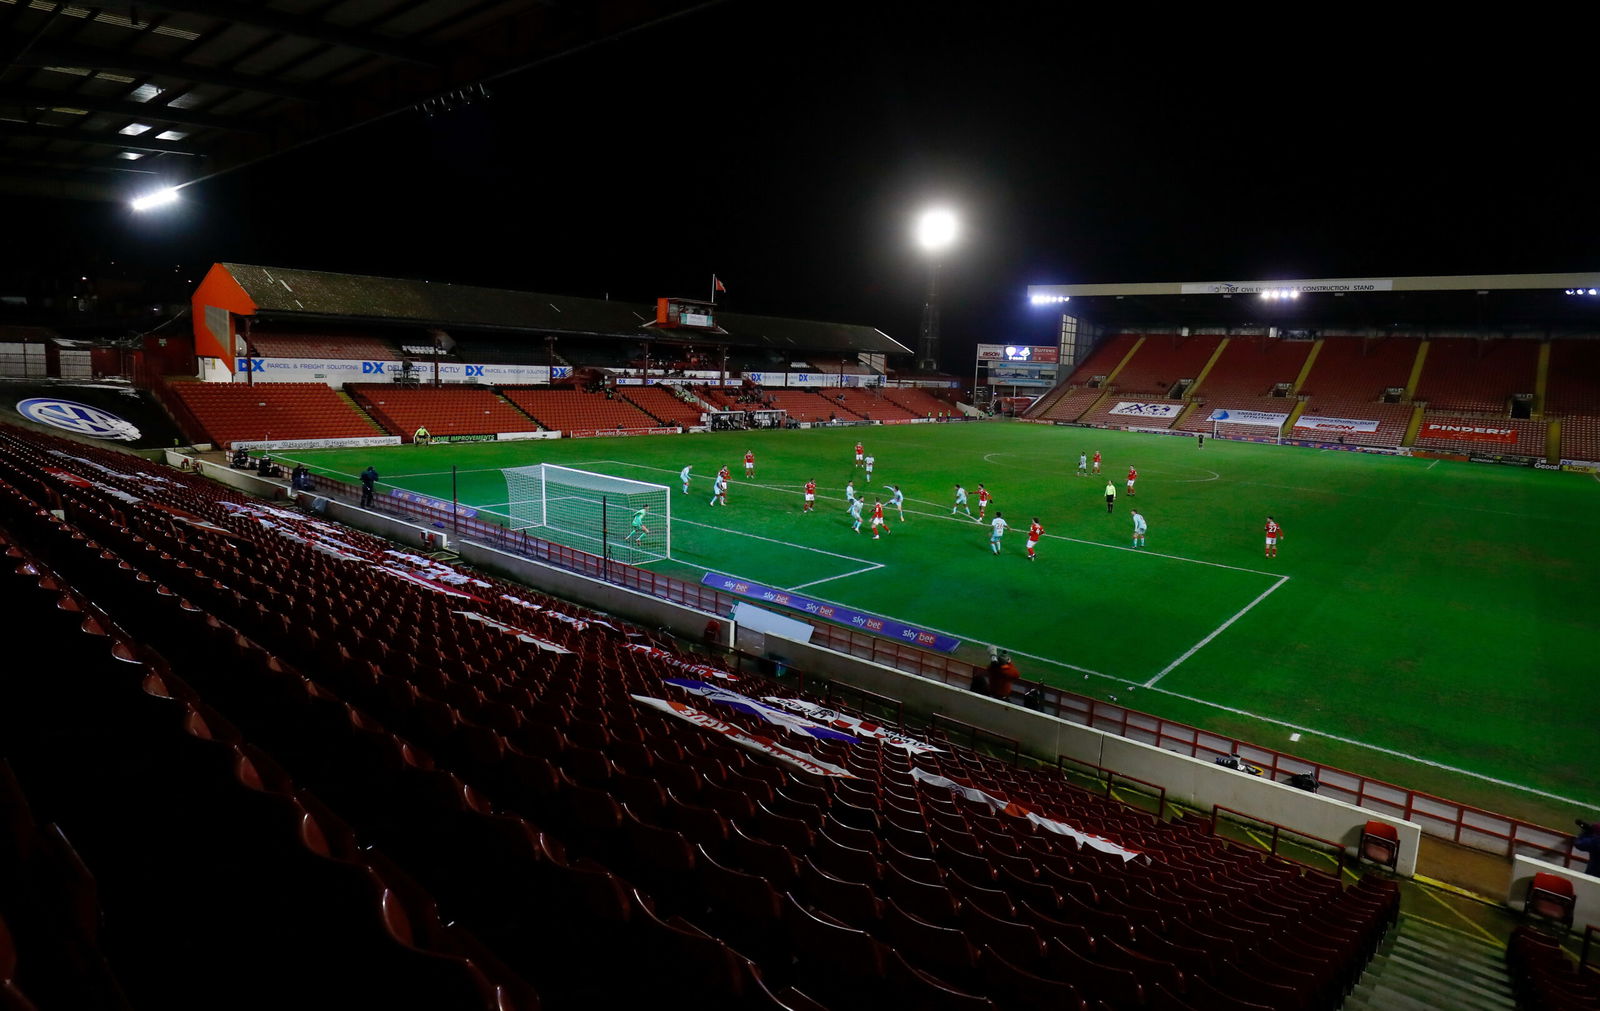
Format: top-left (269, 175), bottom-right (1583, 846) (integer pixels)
top-left (9, 3), bottom-right (1597, 369)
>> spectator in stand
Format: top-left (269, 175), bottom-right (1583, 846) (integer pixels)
top-left (992, 652), bottom-right (1021, 701)
top-left (1574, 819), bottom-right (1600, 875)
top-left (360, 465), bottom-right (379, 507)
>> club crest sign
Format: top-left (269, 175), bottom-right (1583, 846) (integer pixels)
top-left (15, 399), bottom-right (142, 441)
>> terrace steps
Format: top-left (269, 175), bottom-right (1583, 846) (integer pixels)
top-left (1292, 338), bottom-right (1325, 394)
top-left (335, 389), bottom-right (388, 435)
top-left (1343, 915), bottom-right (1514, 1011)
top-left (1186, 336), bottom-right (1232, 397)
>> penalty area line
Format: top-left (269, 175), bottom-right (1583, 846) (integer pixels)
top-left (1145, 575), bottom-right (1290, 687)
top-left (787, 563), bottom-right (885, 592)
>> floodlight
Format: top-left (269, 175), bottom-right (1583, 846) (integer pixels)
top-left (130, 187), bottom-right (179, 212)
top-left (1591, 288), bottom-right (1598, 296)
top-left (915, 208), bottom-right (959, 253)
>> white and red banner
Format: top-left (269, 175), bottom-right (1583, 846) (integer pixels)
top-left (454, 611), bottom-right (572, 654)
top-left (624, 643), bottom-right (739, 682)
top-left (761, 697), bottom-right (943, 754)
top-left (1109, 401), bottom-right (1182, 419)
top-left (909, 767), bottom-right (1143, 862)
top-left (1208, 408), bottom-right (1289, 427)
top-left (1293, 415), bottom-right (1381, 434)
top-left (1420, 421), bottom-right (1517, 444)
top-left (664, 681), bottom-right (856, 742)
top-left (631, 695), bottom-right (856, 777)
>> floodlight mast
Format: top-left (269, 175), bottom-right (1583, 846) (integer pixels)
top-left (915, 208), bottom-right (958, 372)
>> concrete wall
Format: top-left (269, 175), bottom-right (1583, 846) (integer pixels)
top-left (165, 451), bottom-right (283, 499)
top-left (173, 457), bottom-right (1424, 878)
top-left (1510, 855), bottom-right (1600, 929)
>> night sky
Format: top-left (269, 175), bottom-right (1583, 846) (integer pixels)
top-left (6, 3), bottom-right (1596, 369)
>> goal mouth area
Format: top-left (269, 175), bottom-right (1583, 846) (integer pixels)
top-left (501, 463), bottom-right (671, 564)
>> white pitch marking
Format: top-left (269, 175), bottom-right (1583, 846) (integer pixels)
top-left (672, 515), bottom-right (878, 566)
top-left (787, 563), bottom-right (885, 592)
top-left (1426, 459), bottom-right (1439, 471)
top-left (1145, 575), bottom-right (1289, 687)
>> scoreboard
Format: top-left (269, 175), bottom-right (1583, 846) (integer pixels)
top-left (976, 343), bottom-right (1059, 363)
top-left (655, 298), bottom-right (720, 330)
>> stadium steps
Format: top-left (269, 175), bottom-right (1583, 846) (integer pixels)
top-left (1535, 340), bottom-right (1551, 415)
top-left (1342, 915), bottom-right (1515, 1011)
top-left (1100, 334), bottom-right (1146, 385)
top-left (1284, 398), bottom-right (1310, 431)
top-left (1547, 418), bottom-right (1562, 462)
top-left (1404, 340), bottom-right (1430, 400)
top-left (1172, 399), bottom-right (1203, 429)
top-left (1022, 380), bottom-right (1073, 419)
top-left (1292, 338), bottom-right (1325, 394)
top-left (618, 392), bottom-right (667, 426)
top-left (1184, 336), bottom-right (1232, 397)
top-left (497, 393), bottom-right (544, 429)
top-left (1403, 403), bottom-right (1426, 446)
top-left (335, 390), bottom-right (389, 435)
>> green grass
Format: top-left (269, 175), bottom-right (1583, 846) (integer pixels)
top-left (278, 422), bottom-right (1600, 826)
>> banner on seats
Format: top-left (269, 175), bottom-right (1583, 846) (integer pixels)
top-left (1108, 401), bottom-right (1182, 419)
top-left (1420, 422), bottom-right (1517, 444)
top-left (1293, 415), bottom-right (1380, 434)
top-left (1209, 408), bottom-right (1289, 427)
top-left (701, 572), bottom-right (961, 653)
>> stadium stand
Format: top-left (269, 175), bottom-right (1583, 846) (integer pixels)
top-left (165, 380), bottom-right (384, 448)
top-left (1077, 335), bottom-right (1224, 429)
top-left (503, 388), bottom-right (660, 433)
top-left (1174, 338), bottom-right (1311, 436)
top-left (1288, 399), bottom-right (1414, 448)
top-left (833, 389), bottom-right (918, 422)
top-left (1037, 387), bottom-right (1105, 423)
top-left (1413, 413), bottom-right (1548, 458)
top-left (761, 389), bottom-right (845, 424)
top-left (620, 386), bottom-right (708, 428)
top-left (243, 331), bottom-right (403, 361)
top-left (1413, 338), bottom-right (1539, 414)
top-left (1559, 415), bottom-right (1600, 463)
top-left (448, 336), bottom-right (559, 368)
top-left (1546, 339), bottom-right (1600, 417)
top-left (881, 386), bottom-right (955, 419)
top-left (347, 384), bottom-right (543, 440)
top-left (0, 419), bottom-right (1404, 1011)
top-left (1297, 337), bottom-right (1421, 402)
top-left (1507, 927), bottom-right (1600, 1010)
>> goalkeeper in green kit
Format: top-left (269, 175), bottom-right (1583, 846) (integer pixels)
top-left (624, 505), bottom-right (650, 544)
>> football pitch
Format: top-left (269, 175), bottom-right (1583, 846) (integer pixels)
top-left (280, 421), bottom-right (1600, 826)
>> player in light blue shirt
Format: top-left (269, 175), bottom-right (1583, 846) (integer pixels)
top-left (989, 511), bottom-right (1009, 554)
top-left (680, 464), bottom-right (692, 494)
top-left (848, 496), bottom-right (864, 533)
top-left (1132, 509), bottom-right (1147, 548)
top-left (952, 484), bottom-right (971, 517)
top-left (889, 485), bottom-right (906, 522)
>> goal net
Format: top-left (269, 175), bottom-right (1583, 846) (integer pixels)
top-left (500, 463), bottom-right (671, 564)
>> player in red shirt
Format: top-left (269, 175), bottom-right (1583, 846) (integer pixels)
top-left (803, 479), bottom-right (816, 513)
top-left (1092, 450), bottom-right (1102, 474)
top-left (854, 442), bottom-right (864, 466)
top-left (1026, 517), bottom-right (1044, 560)
top-left (1264, 516), bottom-right (1283, 558)
top-left (1125, 466), bottom-right (1137, 496)
top-left (870, 498), bottom-right (890, 539)
top-left (744, 450), bottom-right (755, 477)
top-left (976, 483), bottom-right (992, 521)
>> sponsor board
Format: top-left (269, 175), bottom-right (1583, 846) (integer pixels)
top-left (496, 430), bottom-right (560, 441)
top-left (1208, 408), bottom-right (1289, 427)
top-left (1408, 449), bottom-right (1469, 462)
top-left (1109, 401), bottom-right (1182, 419)
top-left (1534, 461), bottom-right (1562, 471)
top-left (1420, 422), bottom-right (1517, 444)
top-left (232, 357), bottom-right (550, 386)
top-left (388, 488), bottom-right (479, 517)
top-left (1293, 415), bottom-right (1381, 433)
top-left (1181, 278), bottom-right (1394, 295)
top-left (1468, 454), bottom-right (1536, 467)
top-left (565, 427), bottom-right (679, 439)
top-left (15, 398), bottom-right (142, 440)
top-left (437, 433), bottom-right (497, 444)
top-left (231, 435), bottom-right (401, 451)
top-left (701, 572), bottom-right (960, 652)
top-left (977, 344), bottom-right (1059, 363)
top-left (1561, 462), bottom-right (1599, 474)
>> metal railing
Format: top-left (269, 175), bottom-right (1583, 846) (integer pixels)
top-left (1211, 804), bottom-right (1344, 877)
top-left (1056, 754), bottom-right (1168, 819)
top-left (302, 468), bottom-right (1588, 874)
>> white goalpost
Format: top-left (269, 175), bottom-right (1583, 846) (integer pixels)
top-left (500, 463), bottom-right (671, 564)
